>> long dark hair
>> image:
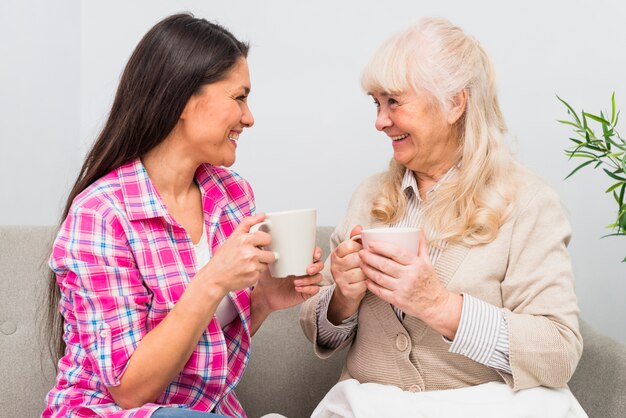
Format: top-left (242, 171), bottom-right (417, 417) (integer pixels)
top-left (45, 13), bottom-right (249, 363)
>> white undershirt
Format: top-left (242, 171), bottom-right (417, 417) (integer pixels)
top-left (192, 225), bottom-right (239, 328)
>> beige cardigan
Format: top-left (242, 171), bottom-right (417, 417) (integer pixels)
top-left (300, 170), bottom-right (583, 392)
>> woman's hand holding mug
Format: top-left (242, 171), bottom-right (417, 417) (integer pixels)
top-left (255, 246), bottom-right (324, 312)
top-left (328, 225), bottom-right (367, 325)
top-left (360, 229), bottom-right (463, 340)
top-left (199, 214), bottom-right (275, 296)
top-left (248, 208), bottom-right (324, 313)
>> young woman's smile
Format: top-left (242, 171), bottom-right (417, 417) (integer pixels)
top-left (179, 57), bottom-right (254, 167)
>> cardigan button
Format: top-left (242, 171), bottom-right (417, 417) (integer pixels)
top-left (0, 321), bottom-right (17, 335)
top-left (395, 333), bottom-right (409, 351)
top-left (408, 385), bottom-right (421, 393)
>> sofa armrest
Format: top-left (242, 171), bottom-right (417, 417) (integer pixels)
top-left (569, 319), bottom-right (626, 418)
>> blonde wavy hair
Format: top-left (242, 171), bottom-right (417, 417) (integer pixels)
top-left (362, 17), bottom-right (521, 245)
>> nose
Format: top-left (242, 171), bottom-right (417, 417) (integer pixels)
top-left (242, 103), bottom-right (254, 128)
top-left (374, 107), bottom-right (392, 131)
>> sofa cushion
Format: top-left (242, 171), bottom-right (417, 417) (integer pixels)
top-left (569, 320), bottom-right (626, 416)
top-left (2, 225), bottom-right (626, 418)
top-left (0, 226), bottom-right (57, 417)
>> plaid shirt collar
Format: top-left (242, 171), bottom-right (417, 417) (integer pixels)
top-left (119, 159), bottom-right (229, 223)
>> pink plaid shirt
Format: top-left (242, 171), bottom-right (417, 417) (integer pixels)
top-left (43, 159), bottom-right (255, 418)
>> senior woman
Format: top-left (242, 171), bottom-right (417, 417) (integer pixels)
top-left (300, 17), bottom-right (583, 414)
top-left (43, 14), bottom-right (322, 418)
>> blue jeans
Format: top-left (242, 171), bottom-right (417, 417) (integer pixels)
top-left (152, 408), bottom-right (229, 418)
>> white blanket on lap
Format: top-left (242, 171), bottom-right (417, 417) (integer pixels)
top-left (311, 379), bottom-right (588, 418)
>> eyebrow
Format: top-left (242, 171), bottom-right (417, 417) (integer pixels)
top-left (368, 91), bottom-right (391, 97)
top-left (226, 86), bottom-right (250, 96)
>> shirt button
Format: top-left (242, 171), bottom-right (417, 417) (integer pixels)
top-left (395, 333), bottom-right (409, 351)
top-left (100, 330), bottom-right (109, 338)
top-left (408, 385), bottom-right (421, 393)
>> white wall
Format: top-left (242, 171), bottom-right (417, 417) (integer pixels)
top-left (1, 0), bottom-right (625, 342)
top-left (0, 0), bottom-right (81, 225)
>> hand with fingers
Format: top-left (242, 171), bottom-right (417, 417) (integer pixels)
top-left (254, 245), bottom-right (325, 313)
top-left (327, 225), bottom-right (367, 325)
top-left (359, 229), bottom-right (463, 340)
top-left (198, 214), bottom-right (277, 296)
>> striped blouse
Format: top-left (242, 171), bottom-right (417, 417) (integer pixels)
top-left (316, 167), bottom-right (512, 374)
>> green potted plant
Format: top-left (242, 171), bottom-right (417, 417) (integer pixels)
top-left (557, 93), bottom-right (626, 262)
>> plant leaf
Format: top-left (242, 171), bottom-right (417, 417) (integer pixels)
top-left (603, 168), bottom-right (626, 182)
top-left (611, 92), bottom-right (617, 125)
top-left (565, 159), bottom-right (596, 179)
top-left (557, 95), bottom-right (581, 125)
top-left (558, 120), bottom-right (582, 128)
top-left (601, 123), bottom-right (614, 152)
top-left (577, 143), bottom-right (605, 152)
top-left (606, 182), bottom-right (625, 193)
top-left (568, 144), bottom-right (601, 156)
top-left (584, 112), bottom-right (611, 125)
top-left (600, 231), bottom-right (626, 237)
top-left (606, 136), bottom-right (626, 151)
top-left (569, 153), bottom-right (599, 159)
top-left (557, 93), bottom-right (626, 262)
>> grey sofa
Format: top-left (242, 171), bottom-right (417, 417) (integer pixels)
top-left (1, 225), bottom-right (625, 418)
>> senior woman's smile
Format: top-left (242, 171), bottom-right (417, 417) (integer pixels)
top-left (389, 133), bottom-right (409, 141)
top-left (371, 89), bottom-right (460, 178)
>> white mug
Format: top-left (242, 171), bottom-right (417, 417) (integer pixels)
top-left (250, 208), bottom-right (317, 278)
top-left (353, 227), bottom-right (421, 254)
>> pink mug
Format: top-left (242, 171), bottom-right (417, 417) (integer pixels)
top-left (352, 227), bottom-right (421, 254)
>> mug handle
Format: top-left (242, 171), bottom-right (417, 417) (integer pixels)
top-left (350, 234), bottom-right (362, 244)
top-left (249, 220), bottom-right (280, 261)
top-left (250, 220), bottom-right (271, 234)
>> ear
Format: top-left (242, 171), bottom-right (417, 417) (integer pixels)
top-left (179, 94), bottom-right (199, 121)
top-left (447, 89), bottom-right (468, 125)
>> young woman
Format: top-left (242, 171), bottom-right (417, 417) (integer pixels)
top-left (43, 13), bottom-right (322, 418)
